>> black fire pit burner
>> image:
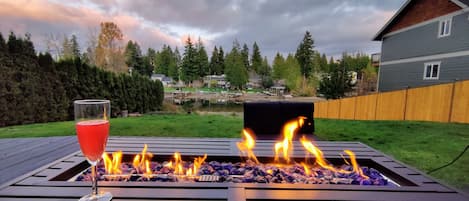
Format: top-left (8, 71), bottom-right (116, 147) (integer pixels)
top-left (1, 137), bottom-right (467, 201)
top-left (67, 155), bottom-right (395, 186)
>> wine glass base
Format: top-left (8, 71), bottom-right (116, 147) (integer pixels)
top-left (78, 192), bottom-right (112, 201)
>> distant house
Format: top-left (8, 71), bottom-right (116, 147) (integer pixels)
top-left (373, 0), bottom-right (469, 92)
top-left (203, 74), bottom-right (229, 88)
top-left (151, 74), bottom-right (173, 86)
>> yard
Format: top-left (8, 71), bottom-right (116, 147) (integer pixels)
top-left (0, 114), bottom-right (467, 189)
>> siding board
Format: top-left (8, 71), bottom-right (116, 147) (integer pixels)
top-left (379, 56), bottom-right (469, 92)
top-left (382, 12), bottom-right (469, 62)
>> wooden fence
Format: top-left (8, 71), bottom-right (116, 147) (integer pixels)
top-left (313, 80), bottom-right (469, 123)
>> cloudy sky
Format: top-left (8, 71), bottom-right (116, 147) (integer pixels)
top-left (0, 0), bottom-right (405, 60)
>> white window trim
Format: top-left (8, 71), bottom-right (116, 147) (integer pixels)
top-left (423, 61), bottom-right (441, 80)
top-left (438, 17), bottom-right (452, 38)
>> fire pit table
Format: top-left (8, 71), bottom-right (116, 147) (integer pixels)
top-left (0, 136), bottom-right (467, 201)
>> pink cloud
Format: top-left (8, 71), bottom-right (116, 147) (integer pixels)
top-left (0, 0), bottom-right (181, 51)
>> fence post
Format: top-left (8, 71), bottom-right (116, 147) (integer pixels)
top-left (338, 98), bottom-right (342, 120)
top-left (447, 80), bottom-right (457, 123)
top-left (354, 96), bottom-right (358, 120)
top-left (403, 86), bottom-right (409, 121)
top-left (374, 93), bottom-right (379, 120)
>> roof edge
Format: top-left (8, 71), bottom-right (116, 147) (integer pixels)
top-left (372, 0), bottom-right (412, 41)
top-left (373, 0), bottom-right (468, 41)
top-left (451, 0), bottom-right (469, 8)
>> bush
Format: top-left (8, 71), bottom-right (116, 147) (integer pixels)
top-left (0, 32), bottom-right (164, 127)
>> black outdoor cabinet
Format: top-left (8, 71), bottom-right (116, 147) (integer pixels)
top-left (243, 101), bottom-right (314, 140)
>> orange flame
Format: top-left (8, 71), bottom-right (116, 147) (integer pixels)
top-left (173, 152), bottom-right (184, 175)
top-left (300, 136), bottom-right (369, 178)
top-left (237, 129), bottom-right (259, 164)
top-left (344, 150), bottom-right (369, 179)
top-left (301, 162), bottom-right (311, 176)
top-left (300, 136), bottom-right (340, 172)
top-left (185, 154), bottom-right (207, 177)
top-left (132, 144), bottom-right (153, 176)
top-left (274, 116), bottom-right (306, 163)
top-left (102, 151), bottom-right (122, 175)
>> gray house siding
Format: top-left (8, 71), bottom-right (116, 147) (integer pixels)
top-left (381, 12), bottom-right (469, 62)
top-left (379, 55), bottom-right (469, 91)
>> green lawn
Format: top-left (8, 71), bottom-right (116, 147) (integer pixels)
top-left (0, 115), bottom-right (468, 189)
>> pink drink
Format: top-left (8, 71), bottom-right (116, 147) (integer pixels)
top-left (76, 120), bottom-right (110, 162)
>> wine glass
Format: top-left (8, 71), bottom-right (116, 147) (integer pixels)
top-left (74, 99), bottom-right (112, 201)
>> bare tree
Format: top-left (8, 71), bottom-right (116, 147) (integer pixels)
top-left (84, 27), bottom-right (99, 66)
top-left (43, 33), bottom-right (62, 60)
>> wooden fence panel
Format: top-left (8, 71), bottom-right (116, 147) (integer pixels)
top-left (339, 98), bottom-right (356, 120)
top-left (376, 90), bottom-right (406, 120)
top-left (327, 100), bottom-right (341, 119)
top-left (314, 101), bottom-right (323, 118)
top-left (450, 80), bottom-right (469, 123)
top-left (405, 83), bottom-right (453, 122)
top-left (355, 94), bottom-right (378, 120)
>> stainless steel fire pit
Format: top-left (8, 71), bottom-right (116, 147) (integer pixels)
top-left (0, 137), bottom-right (467, 201)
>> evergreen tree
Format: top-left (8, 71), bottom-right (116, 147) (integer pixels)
top-left (284, 54), bottom-right (302, 91)
top-left (196, 38), bottom-right (209, 77)
top-left (23, 33), bottom-right (36, 58)
top-left (241, 43), bottom-right (250, 71)
top-left (7, 32), bottom-right (21, 54)
top-left (272, 52), bottom-right (286, 80)
top-left (155, 45), bottom-right (173, 75)
top-left (124, 40), bottom-right (144, 75)
top-left (217, 46), bottom-right (225, 75)
top-left (146, 48), bottom-right (157, 67)
top-left (259, 56), bottom-right (273, 88)
top-left (318, 55), bottom-right (353, 99)
top-left (320, 53), bottom-right (328, 72)
top-left (295, 31), bottom-right (315, 78)
top-left (168, 46), bottom-right (180, 81)
top-left (0, 33), bottom-right (6, 53)
top-left (225, 42), bottom-right (247, 89)
top-left (70, 34), bottom-right (80, 58)
top-left (181, 37), bottom-right (198, 84)
top-left (251, 42), bottom-right (262, 74)
top-left (209, 46), bottom-right (218, 75)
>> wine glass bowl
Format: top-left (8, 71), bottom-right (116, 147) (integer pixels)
top-left (74, 99), bottom-right (112, 201)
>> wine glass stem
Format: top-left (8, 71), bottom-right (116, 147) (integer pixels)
top-left (91, 165), bottom-right (98, 196)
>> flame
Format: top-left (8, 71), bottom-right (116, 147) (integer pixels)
top-left (301, 162), bottom-right (311, 176)
top-left (102, 151), bottom-right (122, 175)
top-left (185, 154), bottom-right (207, 177)
top-left (300, 136), bottom-right (369, 179)
top-left (344, 150), bottom-right (369, 179)
top-left (173, 152), bottom-right (184, 175)
top-left (132, 144), bottom-right (153, 175)
top-left (300, 136), bottom-right (339, 172)
top-left (237, 129), bottom-right (259, 164)
top-left (192, 154), bottom-right (207, 176)
top-left (186, 168), bottom-right (193, 177)
top-left (274, 116), bottom-right (306, 163)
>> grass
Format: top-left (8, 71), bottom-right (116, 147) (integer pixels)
top-left (0, 115), bottom-right (468, 189)
top-left (0, 114), bottom-right (242, 138)
top-left (314, 119), bottom-right (469, 189)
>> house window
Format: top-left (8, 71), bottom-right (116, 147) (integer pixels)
top-left (438, 18), bottom-right (452, 37)
top-left (423, 62), bottom-right (440, 80)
